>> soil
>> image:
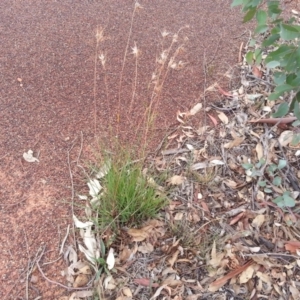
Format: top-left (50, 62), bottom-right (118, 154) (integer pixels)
top-left (0, 0), bottom-right (258, 298)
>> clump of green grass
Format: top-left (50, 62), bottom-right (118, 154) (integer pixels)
top-left (96, 153), bottom-right (167, 231)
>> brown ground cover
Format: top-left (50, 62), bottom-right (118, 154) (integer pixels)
top-left (0, 0), bottom-right (254, 298)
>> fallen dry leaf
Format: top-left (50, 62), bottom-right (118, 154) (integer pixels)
top-left (218, 85), bottom-right (233, 97)
top-left (252, 214), bottom-right (265, 230)
top-left (167, 175), bottom-right (186, 185)
top-left (168, 249), bottom-right (180, 267)
top-left (223, 136), bottom-right (244, 149)
top-left (207, 113), bottom-right (218, 127)
top-left (209, 260), bottom-right (254, 292)
top-left (217, 112), bottom-right (229, 124)
top-left (138, 242), bottom-right (154, 254)
top-left (256, 142), bottom-right (264, 160)
top-left (239, 265), bottom-right (255, 284)
top-left (252, 65), bottom-right (262, 78)
top-left (73, 274), bottom-right (89, 288)
top-left (285, 241), bottom-right (300, 253)
top-left (189, 103), bottom-right (202, 116)
top-left (134, 278), bottom-right (159, 287)
top-left (127, 228), bottom-right (150, 242)
top-left (278, 130), bottom-right (294, 147)
top-left (23, 149), bottom-right (39, 162)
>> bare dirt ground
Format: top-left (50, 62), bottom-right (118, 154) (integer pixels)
top-left (0, 0), bottom-right (254, 298)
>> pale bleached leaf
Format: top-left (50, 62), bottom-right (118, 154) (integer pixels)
top-left (217, 112), bottom-right (229, 124)
top-left (167, 175), bottom-right (186, 185)
top-left (87, 178), bottom-right (102, 197)
top-left (278, 131), bottom-right (293, 147)
top-left (106, 248), bottom-right (115, 270)
top-left (189, 103), bottom-right (202, 116)
top-left (256, 143), bottom-right (264, 160)
top-left (23, 150), bottom-right (39, 163)
top-left (73, 215), bottom-right (93, 228)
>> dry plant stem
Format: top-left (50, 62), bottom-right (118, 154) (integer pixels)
top-left (93, 31), bottom-right (99, 138)
top-left (252, 134), bottom-right (269, 208)
top-left (23, 229), bottom-right (31, 300)
top-left (129, 52), bottom-right (139, 115)
top-left (67, 141), bottom-right (77, 251)
top-left (36, 246), bottom-right (93, 291)
top-left (117, 2), bottom-right (138, 133)
top-left (59, 224), bottom-right (70, 255)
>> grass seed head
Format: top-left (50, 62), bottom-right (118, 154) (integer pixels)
top-left (96, 27), bottom-right (105, 43)
top-left (131, 42), bottom-right (141, 58)
top-left (161, 29), bottom-right (170, 38)
top-left (99, 53), bottom-right (106, 67)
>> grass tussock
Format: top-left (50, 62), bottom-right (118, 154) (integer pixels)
top-left (94, 151), bottom-right (167, 231)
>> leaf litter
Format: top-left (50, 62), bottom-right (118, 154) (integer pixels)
top-left (34, 12), bottom-right (300, 300)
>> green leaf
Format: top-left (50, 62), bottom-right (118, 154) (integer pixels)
top-left (242, 163), bottom-right (253, 170)
top-left (274, 84), bottom-right (294, 94)
top-left (292, 120), bottom-right (300, 126)
top-left (245, 51), bottom-right (254, 65)
top-left (272, 176), bottom-right (282, 186)
top-left (256, 10), bottom-right (267, 25)
top-left (278, 159), bottom-right (287, 170)
top-left (262, 33), bottom-right (280, 47)
top-left (294, 101), bottom-right (300, 121)
top-left (268, 91), bottom-right (281, 101)
top-left (273, 72), bottom-right (286, 85)
top-left (268, 164), bottom-right (278, 175)
top-left (269, 84), bottom-right (294, 101)
top-left (243, 8), bottom-right (257, 23)
top-left (282, 192), bottom-right (295, 207)
top-left (280, 23), bottom-right (300, 41)
top-left (286, 73), bottom-right (300, 87)
top-left (258, 180), bottom-right (266, 187)
top-left (231, 0), bottom-right (245, 7)
top-left (272, 103), bottom-right (289, 117)
top-left (290, 91), bottom-right (300, 111)
top-left (254, 49), bottom-right (262, 65)
top-left (291, 133), bottom-right (300, 146)
top-left (252, 169), bottom-right (263, 177)
top-left (266, 61), bottom-right (280, 69)
top-left (265, 45), bottom-right (292, 65)
top-left (249, 38), bottom-right (256, 47)
top-left (255, 24), bottom-right (269, 34)
top-left (273, 195), bottom-right (283, 206)
top-left (264, 188), bottom-right (273, 193)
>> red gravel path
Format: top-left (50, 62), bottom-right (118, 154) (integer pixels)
top-left (0, 0), bottom-right (252, 298)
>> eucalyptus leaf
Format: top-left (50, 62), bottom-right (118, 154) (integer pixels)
top-left (278, 159), bottom-right (287, 170)
top-left (272, 176), bottom-right (282, 186)
top-left (272, 102), bottom-right (289, 117)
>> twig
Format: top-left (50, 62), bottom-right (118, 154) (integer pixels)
top-left (246, 75), bottom-right (276, 87)
top-left (23, 229), bottom-right (30, 300)
top-left (67, 141), bottom-right (77, 251)
top-left (59, 224), bottom-right (70, 255)
top-left (206, 34), bottom-right (222, 67)
top-left (243, 253), bottom-right (300, 260)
